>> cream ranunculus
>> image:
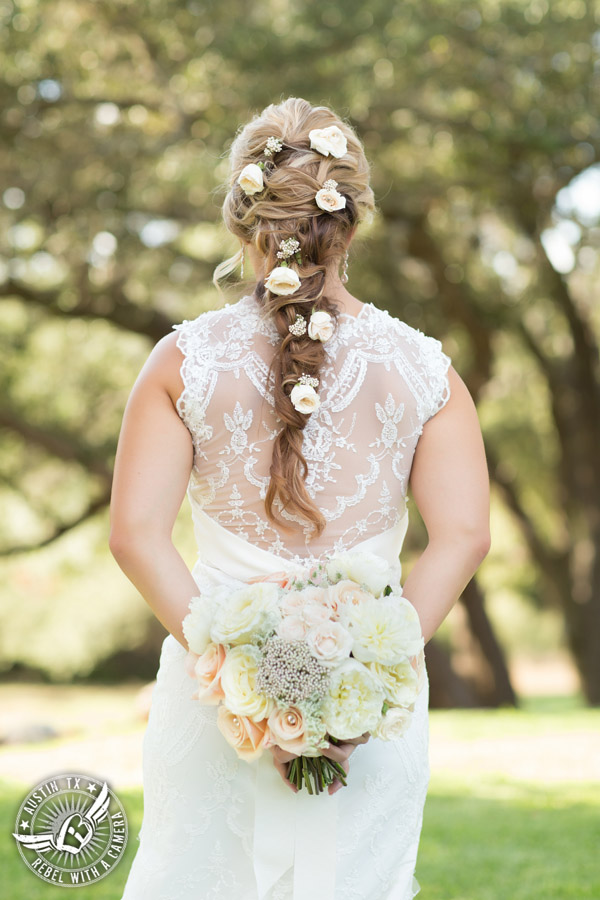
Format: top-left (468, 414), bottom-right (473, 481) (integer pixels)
top-left (220, 644), bottom-right (275, 722)
top-left (182, 595), bottom-right (215, 656)
top-left (308, 310), bottom-right (335, 342)
top-left (210, 582), bottom-right (280, 646)
top-left (217, 705), bottom-right (268, 760)
top-left (367, 658), bottom-right (420, 708)
top-left (237, 163), bottom-right (264, 195)
top-left (264, 265), bottom-right (301, 296)
top-left (372, 706), bottom-right (412, 740)
top-left (264, 705), bottom-right (309, 754)
top-left (326, 551), bottom-right (391, 597)
top-left (315, 187), bottom-right (346, 213)
top-left (322, 658), bottom-right (384, 740)
top-left (343, 595), bottom-right (424, 665)
top-left (308, 125), bottom-right (348, 158)
top-left (290, 383), bottom-right (320, 414)
top-left (305, 621), bottom-right (353, 668)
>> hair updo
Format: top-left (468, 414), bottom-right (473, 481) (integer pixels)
top-left (216, 97), bottom-right (375, 538)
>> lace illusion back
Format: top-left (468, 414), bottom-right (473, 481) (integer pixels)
top-left (173, 294), bottom-right (450, 564)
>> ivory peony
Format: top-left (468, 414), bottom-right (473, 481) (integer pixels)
top-left (322, 658), bottom-right (384, 740)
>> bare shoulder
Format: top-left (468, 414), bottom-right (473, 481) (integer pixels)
top-left (135, 331), bottom-right (185, 409)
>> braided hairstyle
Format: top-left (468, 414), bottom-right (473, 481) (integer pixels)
top-left (217, 98), bottom-right (375, 538)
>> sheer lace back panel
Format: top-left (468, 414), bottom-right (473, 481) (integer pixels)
top-left (173, 294), bottom-right (451, 562)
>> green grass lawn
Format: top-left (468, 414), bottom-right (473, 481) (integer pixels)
top-left (1, 696), bottom-right (599, 899)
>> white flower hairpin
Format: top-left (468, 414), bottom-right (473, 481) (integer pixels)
top-left (237, 136), bottom-right (283, 195)
top-left (288, 309), bottom-right (334, 342)
top-left (308, 125), bottom-right (348, 158)
top-left (290, 374), bottom-right (320, 414)
top-left (315, 179), bottom-right (346, 213)
top-left (265, 238), bottom-right (302, 296)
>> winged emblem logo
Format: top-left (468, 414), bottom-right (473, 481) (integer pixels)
top-left (13, 781), bottom-right (110, 857)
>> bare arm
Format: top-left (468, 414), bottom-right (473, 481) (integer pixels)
top-left (109, 332), bottom-right (197, 650)
top-left (404, 366), bottom-right (491, 643)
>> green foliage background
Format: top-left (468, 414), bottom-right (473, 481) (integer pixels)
top-left (1, 0), bottom-right (599, 696)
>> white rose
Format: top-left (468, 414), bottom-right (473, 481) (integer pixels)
top-left (182, 595), bottom-right (215, 656)
top-left (315, 187), bottom-right (347, 213)
top-left (306, 621), bottom-right (353, 667)
top-left (326, 551), bottom-right (391, 597)
top-left (277, 615), bottom-right (308, 641)
top-left (308, 125), bottom-right (348, 158)
top-left (210, 582), bottom-right (280, 646)
top-left (308, 310), bottom-right (335, 342)
top-left (343, 595), bottom-right (424, 665)
top-left (367, 658), bottom-right (420, 707)
top-left (290, 383), bottom-right (320, 414)
top-left (372, 707), bottom-right (413, 740)
top-left (322, 658), bottom-right (385, 740)
top-left (220, 644), bottom-right (275, 722)
top-left (237, 163), bottom-right (264, 195)
top-left (264, 265), bottom-right (301, 296)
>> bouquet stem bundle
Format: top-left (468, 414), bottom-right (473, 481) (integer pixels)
top-left (287, 753), bottom-right (347, 795)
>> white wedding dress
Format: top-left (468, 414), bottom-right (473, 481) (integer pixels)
top-left (120, 294), bottom-right (451, 900)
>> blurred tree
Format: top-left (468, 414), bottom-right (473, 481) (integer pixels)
top-left (1, 0), bottom-right (598, 700)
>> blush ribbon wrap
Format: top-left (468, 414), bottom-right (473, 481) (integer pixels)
top-left (188, 506), bottom-right (410, 900)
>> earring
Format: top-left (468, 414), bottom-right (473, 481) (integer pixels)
top-left (240, 244), bottom-right (245, 279)
top-left (341, 249), bottom-right (349, 283)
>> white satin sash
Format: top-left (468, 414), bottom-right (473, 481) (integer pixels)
top-left (188, 508), bottom-right (410, 900)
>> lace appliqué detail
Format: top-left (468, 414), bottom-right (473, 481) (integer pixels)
top-left (173, 296), bottom-right (451, 560)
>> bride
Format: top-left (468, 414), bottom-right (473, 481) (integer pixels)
top-left (109, 97), bottom-right (490, 900)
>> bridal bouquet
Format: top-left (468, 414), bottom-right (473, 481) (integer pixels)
top-left (183, 552), bottom-right (425, 794)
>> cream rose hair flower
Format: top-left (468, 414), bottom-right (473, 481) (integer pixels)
top-left (308, 309), bottom-right (334, 341)
top-left (237, 162), bottom-right (264, 195)
top-left (309, 125), bottom-right (348, 158)
top-left (264, 265), bottom-right (301, 296)
top-left (290, 374), bottom-right (320, 414)
top-left (315, 179), bottom-right (347, 213)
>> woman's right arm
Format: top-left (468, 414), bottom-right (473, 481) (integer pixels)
top-left (109, 333), bottom-right (199, 650)
top-left (404, 366), bottom-right (491, 643)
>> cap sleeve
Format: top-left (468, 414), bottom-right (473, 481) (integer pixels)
top-left (395, 320), bottom-right (452, 426)
top-left (416, 331), bottom-right (451, 424)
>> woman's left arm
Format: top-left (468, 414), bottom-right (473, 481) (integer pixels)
top-left (109, 332), bottom-right (198, 649)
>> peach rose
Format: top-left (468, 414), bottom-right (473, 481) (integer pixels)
top-left (217, 705), bottom-right (268, 761)
top-left (302, 601), bottom-right (333, 628)
top-left (191, 642), bottom-right (226, 705)
top-left (264, 706), bottom-right (309, 755)
top-left (328, 579), bottom-right (373, 615)
top-left (306, 621), bottom-right (353, 667)
top-left (246, 571), bottom-right (292, 588)
top-left (280, 591), bottom-right (307, 617)
top-left (277, 615), bottom-right (308, 641)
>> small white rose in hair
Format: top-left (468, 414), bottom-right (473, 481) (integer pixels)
top-left (315, 179), bottom-right (347, 213)
top-left (308, 310), bottom-right (334, 342)
top-left (290, 374), bottom-right (320, 414)
top-left (309, 125), bottom-right (348, 158)
top-left (237, 163), bottom-right (264, 195)
top-left (290, 384), bottom-right (320, 414)
top-left (264, 265), bottom-right (301, 296)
